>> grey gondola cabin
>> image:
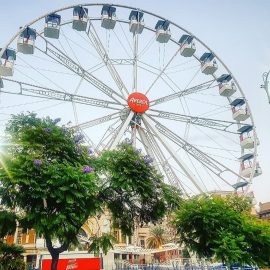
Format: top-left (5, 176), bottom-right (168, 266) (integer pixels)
top-left (238, 125), bottom-right (259, 149)
top-left (200, 52), bottom-right (218, 75)
top-left (0, 48), bottom-right (16, 76)
top-left (217, 74), bottom-right (236, 97)
top-left (129, 10), bottom-right (144, 34)
top-left (230, 98), bottom-right (250, 121)
top-left (232, 181), bottom-right (248, 190)
top-left (17, 27), bottom-right (36, 54)
top-left (155, 20), bottom-right (171, 43)
top-left (239, 154), bottom-right (262, 178)
top-left (44, 14), bottom-right (61, 39)
top-left (179, 35), bottom-right (196, 57)
top-left (72, 6), bottom-right (88, 31)
top-left (101, 5), bottom-right (116, 30)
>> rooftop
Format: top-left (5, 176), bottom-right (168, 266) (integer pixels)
top-left (259, 202), bottom-right (270, 214)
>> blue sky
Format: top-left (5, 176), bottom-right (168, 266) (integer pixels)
top-left (0, 0), bottom-right (269, 202)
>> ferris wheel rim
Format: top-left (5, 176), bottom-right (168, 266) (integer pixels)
top-left (0, 3), bottom-right (259, 193)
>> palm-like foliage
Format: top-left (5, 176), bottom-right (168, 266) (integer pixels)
top-left (146, 227), bottom-right (166, 249)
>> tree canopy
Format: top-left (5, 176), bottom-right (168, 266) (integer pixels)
top-left (95, 144), bottom-right (181, 235)
top-left (0, 210), bottom-right (25, 270)
top-left (0, 113), bottom-right (181, 270)
top-left (0, 242), bottom-right (25, 270)
top-left (174, 194), bottom-right (270, 267)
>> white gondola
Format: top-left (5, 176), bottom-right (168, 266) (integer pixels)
top-left (155, 20), bottom-right (171, 43)
top-left (44, 13), bottom-right (61, 39)
top-left (254, 163), bottom-right (262, 177)
top-left (179, 35), bottom-right (196, 57)
top-left (230, 98), bottom-right (250, 121)
top-left (217, 74), bottom-right (237, 97)
top-left (241, 163), bottom-right (262, 178)
top-left (17, 27), bottom-right (36, 54)
top-left (0, 48), bottom-right (16, 76)
top-left (129, 10), bottom-right (144, 34)
top-left (239, 154), bottom-right (261, 178)
top-left (200, 52), bottom-right (218, 75)
top-left (101, 5), bottom-right (116, 30)
top-left (238, 125), bottom-right (259, 149)
top-left (72, 6), bottom-right (88, 31)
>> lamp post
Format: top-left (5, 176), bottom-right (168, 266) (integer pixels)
top-left (261, 70), bottom-right (270, 103)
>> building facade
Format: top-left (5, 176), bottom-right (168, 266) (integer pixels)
top-left (258, 202), bottom-right (270, 222)
top-left (4, 213), bottom-right (180, 269)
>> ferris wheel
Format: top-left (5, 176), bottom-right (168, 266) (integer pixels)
top-left (0, 3), bottom-right (261, 196)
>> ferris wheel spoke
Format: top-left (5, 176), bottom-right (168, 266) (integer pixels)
top-left (95, 119), bottom-right (122, 152)
top-left (86, 21), bottom-right (129, 98)
top-left (142, 115), bottom-right (205, 193)
top-left (77, 127), bottom-right (96, 149)
top-left (136, 63), bottom-right (191, 97)
top-left (150, 79), bottom-right (216, 107)
top-left (35, 34), bottom-right (125, 104)
top-left (73, 111), bottom-right (121, 130)
top-left (145, 46), bottom-right (181, 95)
top-left (145, 114), bottom-right (246, 187)
top-left (108, 110), bottom-right (134, 150)
top-left (1, 78), bottom-right (122, 111)
top-left (148, 108), bottom-right (247, 134)
top-left (132, 32), bottom-right (139, 92)
top-left (138, 127), bottom-right (190, 196)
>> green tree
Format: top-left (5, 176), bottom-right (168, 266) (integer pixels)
top-left (95, 144), bottom-right (177, 235)
top-left (0, 243), bottom-right (25, 270)
top-left (174, 194), bottom-right (270, 267)
top-left (146, 227), bottom-right (166, 249)
top-left (0, 113), bottom-right (177, 270)
top-left (0, 210), bottom-right (17, 239)
top-left (0, 210), bottom-right (25, 270)
top-left (0, 113), bottom-right (100, 270)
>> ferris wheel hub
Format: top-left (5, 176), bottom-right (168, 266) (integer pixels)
top-left (127, 92), bottom-right (149, 113)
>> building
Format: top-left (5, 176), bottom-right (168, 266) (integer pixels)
top-left (3, 212), bottom-right (181, 269)
top-left (257, 202), bottom-right (270, 222)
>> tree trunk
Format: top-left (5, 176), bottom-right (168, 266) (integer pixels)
top-left (45, 236), bottom-right (68, 270)
top-left (51, 252), bottom-right (60, 270)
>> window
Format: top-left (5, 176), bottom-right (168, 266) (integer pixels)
top-left (113, 229), bottom-right (120, 243)
top-left (17, 228), bottom-right (22, 245)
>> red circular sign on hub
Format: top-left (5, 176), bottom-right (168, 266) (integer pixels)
top-left (127, 92), bottom-right (149, 113)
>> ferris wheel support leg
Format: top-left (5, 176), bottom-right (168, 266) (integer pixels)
top-left (137, 127), bottom-right (161, 174)
top-left (95, 120), bottom-right (121, 152)
top-left (138, 126), bottom-right (190, 196)
top-left (143, 115), bottom-right (204, 193)
top-left (109, 111), bottom-right (134, 150)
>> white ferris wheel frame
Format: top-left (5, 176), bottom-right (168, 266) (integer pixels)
top-left (0, 3), bottom-right (259, 196)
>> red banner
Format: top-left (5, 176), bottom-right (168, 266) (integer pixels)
top-left (42, 258), bottom-right (100, 270)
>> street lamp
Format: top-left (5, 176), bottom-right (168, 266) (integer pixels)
top-left (261, 70), bottom-right (270, 103)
